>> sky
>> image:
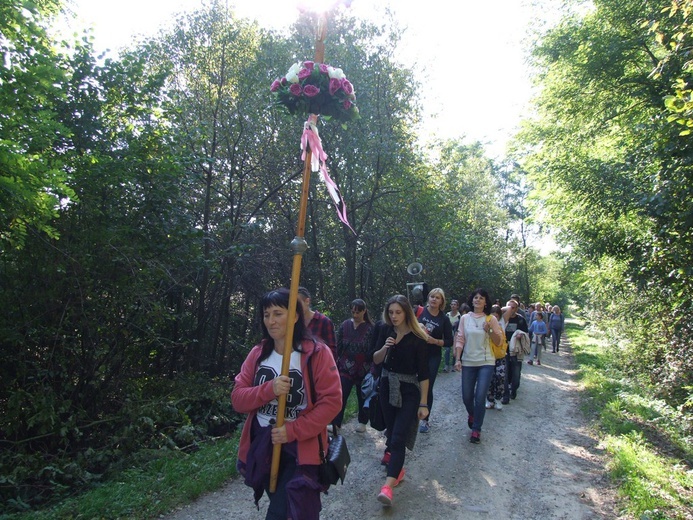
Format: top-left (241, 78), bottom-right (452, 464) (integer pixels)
top-left (59, 0), bottom-right (550, 158)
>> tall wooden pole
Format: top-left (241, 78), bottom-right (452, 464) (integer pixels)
top-left (269, 11), bottom-right (329, 494)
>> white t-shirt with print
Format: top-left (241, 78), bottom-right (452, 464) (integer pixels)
top-left (254, 349), bottom-right (307, 427)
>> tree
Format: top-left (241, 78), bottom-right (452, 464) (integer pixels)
top-left (0, 0), bottom-right (75, 249)
top-left (516, 0), bottom-right (693, 405)
top-left (423, 138), bottom-right (512, 300)
top-left (1, 2), bottom-right (192, 507)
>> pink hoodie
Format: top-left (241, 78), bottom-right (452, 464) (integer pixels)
top-left (232, 338), bottom-right (341, 466)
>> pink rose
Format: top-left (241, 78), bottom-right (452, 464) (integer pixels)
top-left (270, 79), bottom-right (281, 92)
top-left (303, 61), bottom-right (314, 71)
top-left (343, 99), bottom-right (352, 110)
top-left (298, 67), bottom-right (312, 81)
top-left (319, 63), bottom-right (329, 75)
top-left (341, 79), bottom-right (354, 95)
top-left (280, 77), bottom-right (287, 86)
top-left (329, 77), bottom-right (342, 96)
top-left (289, 83), bottom-right (302, 96)
top-left (303, 84), bottom-right (320, 97)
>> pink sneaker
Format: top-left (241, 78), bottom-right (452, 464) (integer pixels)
top-left (394, 468), bottom-right (405, 487)
top-left (380, 451), bottom-right (391, 466)
top-left (377, 485), bottom-right (393, 506)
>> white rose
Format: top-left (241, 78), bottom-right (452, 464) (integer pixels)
top-left (327, 66), bottom-right (345, 80)
top-left (285, 62), bottom-right (302, 84)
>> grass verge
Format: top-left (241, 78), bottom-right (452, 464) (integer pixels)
top-left (566, 319), bottom-right (693, 520)
top-left (3, 436), bottom-right (240, 520)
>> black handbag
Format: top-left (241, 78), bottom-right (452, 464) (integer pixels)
top-left (317, 424), bottom-right (350, 486)
top-left (307, 357), bottom-right (351, 487)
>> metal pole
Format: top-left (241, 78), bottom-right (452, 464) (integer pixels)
top-left (269, 11), bottom-right (328, 493)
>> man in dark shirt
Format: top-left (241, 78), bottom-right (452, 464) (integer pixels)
top-left (511, 293), bottom-right (528, 321)
top-left (297, 287), bottom-right (337, 360)
top-left (502, 297), bottom-right (528, 404)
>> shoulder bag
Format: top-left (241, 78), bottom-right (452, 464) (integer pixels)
top-left (486, 315), bottom-right (507, 359)
top-left (306, 356), bottom-right (351, 488)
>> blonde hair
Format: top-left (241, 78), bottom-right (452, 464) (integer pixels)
top-left (427, 287), bottom-right (446, 311)
top-left (382, 294), bottom-right (428, 341)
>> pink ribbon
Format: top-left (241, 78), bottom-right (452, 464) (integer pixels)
top-left (301, 119), bottom-right (355, 234)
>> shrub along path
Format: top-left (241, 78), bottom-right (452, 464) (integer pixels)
top-left (164, 333), bottom-right (621, 519)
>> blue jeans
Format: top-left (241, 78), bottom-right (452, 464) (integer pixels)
top-left (503, 355), bottom-right (522, 400)
top-left (423, 349), bottom-right (442, 419)
top-left (461, 364), bottom-right (494, 433)
top-left (443, 346), bottom-right (452, 368)
top-left (551, 328), bottom-right (561, 351)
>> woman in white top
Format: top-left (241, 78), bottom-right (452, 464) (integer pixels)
top-left (454, 288), bottom-right (504, 444)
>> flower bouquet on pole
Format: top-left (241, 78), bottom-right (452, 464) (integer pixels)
top-left (271, 60), bottom-right (358, 232)
top-left (271, 60), bottom-right (359, 124)
top-left (267, 9), bottom-right (357, 494)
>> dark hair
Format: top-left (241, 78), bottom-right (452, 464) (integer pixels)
top-left (259, 288), bottom-right (307, 361)
top-left (297, 286), bottom-right (311, 299)
top-left (491, 304), bottom-right (502, 318)
top-left (351, 298), bottom-right (373, 325)
top-left (466, 288), bottom-right (492, 315)
top-left (459, 303), bottom-right (471, 314)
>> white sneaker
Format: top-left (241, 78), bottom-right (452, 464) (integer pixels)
top-left (485, 399), bottom-right (494, 409)
top-left (495, 401), bottom-right (503, 410)
top-left (355, 422), bottom-right (367, 433)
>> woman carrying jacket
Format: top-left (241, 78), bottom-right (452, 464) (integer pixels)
top-left (232, 288), bottom-right (342, 520)
top-left (334, 298), bottom-right (375, 431)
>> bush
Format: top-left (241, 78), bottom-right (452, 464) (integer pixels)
top-left (0, 373), bottom-right (243, 514)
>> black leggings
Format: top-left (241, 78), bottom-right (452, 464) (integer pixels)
top-left (379, 377), bottom-right (420, 479)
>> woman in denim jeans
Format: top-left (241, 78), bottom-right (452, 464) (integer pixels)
top-left (548, 305), bottom-right (565, 353)
top-left (454, 288), bottom-right (503, 444)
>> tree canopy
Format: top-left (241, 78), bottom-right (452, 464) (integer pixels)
top-left (514, 0), bottom-right (693, 405)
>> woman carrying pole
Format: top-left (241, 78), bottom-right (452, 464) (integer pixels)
top-left (232, 288), bottom-right (341, 519)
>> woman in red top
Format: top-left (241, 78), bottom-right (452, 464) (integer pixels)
top-left (334, 299), bottom-right (374, 431)
top-left (232, 288), bottom-right (342, 520)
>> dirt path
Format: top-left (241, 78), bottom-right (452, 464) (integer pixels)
top-left (163, 334), bottom-right (620, 519)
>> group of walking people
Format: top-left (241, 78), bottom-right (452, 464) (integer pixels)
top-left (231, 286), bottom-right (565, 518)
top-left (525, 301), bottom-right (566, 365)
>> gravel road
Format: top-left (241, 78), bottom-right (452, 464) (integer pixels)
top-left (163, 333), bottom-right (621, 519)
